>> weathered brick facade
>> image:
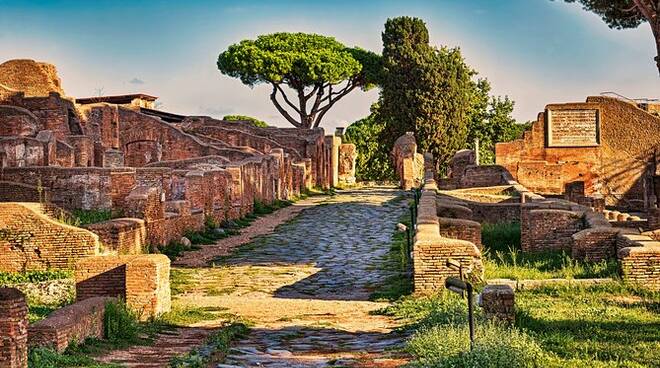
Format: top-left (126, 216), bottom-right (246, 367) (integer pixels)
top-left (0, 203), bottom-right (100, 272)
top-left (0, 288), bottom-right (28, 368)
top-left (496, 96), bottom-right (660, 209)
top-left (85, 218), bottom-right (147, 255)
top-left (75, 255), bottom-right (171, 320)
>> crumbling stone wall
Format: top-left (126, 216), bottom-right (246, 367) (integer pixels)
top-left (85, 219), bottom-right (146, 255)
top-left (75, 255), bottom-right (171, 320)
top-left (0, 203), bottom-right (100, 272)
top-left (0, 288), bottom-right (28, 368)
top-left (28, 297), bottom-right (110, 352)
top-left (618, 236), bottom-right (660, 290)
top-left (0, 59), bottom-right (64, 97)
top-left (521, 206), bottom-right (584, 253)
top-left (496, 96), bottom-right (660, 209)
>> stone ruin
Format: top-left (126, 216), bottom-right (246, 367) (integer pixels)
top-left (391, 132), bottom-right (424, 190)
top-left (496, 96), bottom-right (660, 210)
top-left (392, 98), bottom-right (659, 306)
top-left (0, 58), bottom-right (358, 360)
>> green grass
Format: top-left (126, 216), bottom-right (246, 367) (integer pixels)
top-left (0, 270), bottom-right (73, 284)
top-left (516, 283), bottom-right (660, 367)
top-left (481, 222), bottom-right (619, 280)
top-left (170, 268), bottom-right (196, 295)
top-left (381, 284), bottom-right (660, 367)
top-left (161, 306), bottom-right (230, 326)
top-left (70, 209), bottom-right (114, 226)
top-left (170, 320), bottom-right (250, 367)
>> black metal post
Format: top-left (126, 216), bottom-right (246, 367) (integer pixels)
top-left (410, 205), bottom-right (415, 228)
top-left (467, 282), bottom-right (475, 350)
top-left (406, 227), bottom-right (411, 264)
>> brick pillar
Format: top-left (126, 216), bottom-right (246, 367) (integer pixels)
top-left (480, 284), bottom-right (515, 324)
top-left (0, 288), bottom-right (28, 368)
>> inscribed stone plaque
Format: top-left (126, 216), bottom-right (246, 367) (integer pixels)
top-left (546, 108), bottom-right (599, 147)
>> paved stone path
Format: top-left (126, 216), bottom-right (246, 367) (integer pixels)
top-left (176, 187), bottom-right (410, 367)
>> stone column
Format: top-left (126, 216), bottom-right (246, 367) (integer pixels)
top-left (0, 288), bottom-right (28, 368)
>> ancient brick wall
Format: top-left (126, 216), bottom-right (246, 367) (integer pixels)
top-left (0, 288), bottom-right (28, 368)
top-left (0, 167), bottom-right (135, 210)
top-left (465, 202), bottom-right (521, 224)
top-left (496, 97), bottom-right (660, 209)
top-left (2, 93), bottom-right (81, 141)
top-left (28, 297), bottom-right (110, 352)
top-left (75, 255), bottom-right (171, 320)
top-left (85, 218), bottom-right (146, 255)
top-left (571, 227), bottom-right (620, 262)
top-left (0, 105), bottom-right (41, 137)
top-left (459, 165), bottom-right (512, 188)
top-left (0, 181), bottom-right (45, 203)
top-left (521, 206), bottom-right (584, 253)
top-left (65, 135), bottom-right (94, 167)
top-left (618, 240), bottom-right (660, 291)
top-left (118, 108), bottom-right (225, 166)
top-left (0, 203), bottom-right (100, 272)
top-left (438, 217), bottom-right (482, 249)
top-left (413, 184), bottom-right (483, 294)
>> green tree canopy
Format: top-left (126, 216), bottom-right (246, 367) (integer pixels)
top-left (378, 16), bottom-right (476, 173)
top-left (562, 0), bottom-right (659, 75)
top-left (222, 114), bottom-right (269, 128)
top-left (218, 32), bottom-right (381, 129)
top-left (343, 104), bottom-right (395, 181)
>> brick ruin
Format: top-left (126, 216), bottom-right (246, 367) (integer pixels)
top-left (0, 58), bottom-right (361, 353)
top-left (391, 132), bottom-right (424, 190)
top-left (0, 59), bottom-right (356, 271)
top-left (496, 96), bottom-right (660, 210)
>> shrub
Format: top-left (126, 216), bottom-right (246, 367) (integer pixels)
top-left (104, 299), bottom-right (140, 343)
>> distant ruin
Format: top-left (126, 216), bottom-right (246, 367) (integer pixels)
top-left (0, 59), bottom-right (356, 272)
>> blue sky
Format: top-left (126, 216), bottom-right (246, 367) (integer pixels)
top-left (1, 0), bottom-right (657, 130)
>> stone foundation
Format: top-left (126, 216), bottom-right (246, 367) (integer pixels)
top-left (85, 218), bottom-right (147, 255)
top-left (521, 206), bottom-right (583, 253)
top-left (571, 227), bottom-right (620, 262)
top-left (438, 217), bottom-right (482, 250)
top-left (28, 297), bottom-right (111, 352)
top-left (0, 288), bottom-right (28, 368)
top-left (480, 284), bottom-right (515, 323)
top-left (75, 255), bottom-right (171, 320)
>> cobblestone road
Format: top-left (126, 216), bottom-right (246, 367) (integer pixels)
top-left (177, 187), bottom-right (410, 367)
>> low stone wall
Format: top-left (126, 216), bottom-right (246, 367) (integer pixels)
top-left (413, 179), bottom-right (483, 294)
top-left (435, 199), bottom-right (473, 220)
top-left (0, 203), bottom-right (100, 272)
top-left (145, 212), bottom-right (205, 247)
top-left (75, 255), bottom-right (171, 320)
top-left (438, 217), bottom-right (482, 250)
top-left (459, 165), bottom-right (512, 188)
top-left (28, 297), bottom-right (111, 352)
top-left (466, 202), bottom-right (521, 224)
top-left (0, 288), bottom-right (28, 368)
top-left (571, 227), bottom-right (620, 262)
top-left (85, 218), bottom-right (147, 255)
top-left (521, 205), bottom-right (584, 253)
top-left (618, 239), bottom-right (660, 290)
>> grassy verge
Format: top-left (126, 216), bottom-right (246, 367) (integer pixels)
top-left (159, 200), bottom-right (295, 261)
top-left (381, 282), bottom-right (660, 367)
top-left (516, 283), bottom-right (660, 366)
top-left (481, 222), bottom-right (618, 280)
top-left (369, 197), bottom-right (413, 301)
